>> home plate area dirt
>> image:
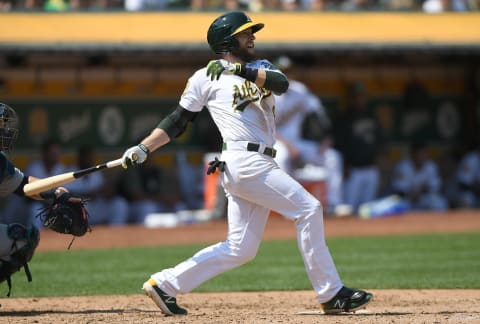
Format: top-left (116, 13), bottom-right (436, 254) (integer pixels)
top-left (1, 211), bottom-right (480, 323)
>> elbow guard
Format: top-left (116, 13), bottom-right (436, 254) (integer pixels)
top-left (264, 71), bottom-right (289, 94)
top-left (157, 105), bottom-right (198, 139)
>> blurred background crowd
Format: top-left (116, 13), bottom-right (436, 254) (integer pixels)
top-left (0, 7), bottom-right (478, 227)
top-left (2, 57), bottom-right (479, 226)
top-left (0, 0), bottom-right (479, 12)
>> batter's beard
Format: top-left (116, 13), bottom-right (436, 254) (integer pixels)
top-left (232, 47), bottom-right (256, 62)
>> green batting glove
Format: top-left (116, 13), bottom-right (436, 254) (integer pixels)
top-left (206, 60), bottom-right (242, 81)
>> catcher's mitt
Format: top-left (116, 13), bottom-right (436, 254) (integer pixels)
top-left (0, 223), bottom-right (40, 296)
top-left (36, 192), bottom-right (90, 241)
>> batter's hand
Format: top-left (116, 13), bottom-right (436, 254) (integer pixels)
top-left (121, 144), bottom-right (149, 169)
top-left (206, 59), bottom-right (242, 81)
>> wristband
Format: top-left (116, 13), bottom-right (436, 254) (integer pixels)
top-left (138, 143), bottom-right (150, 155)
top-left (235, 64), bottom-right (258, 83)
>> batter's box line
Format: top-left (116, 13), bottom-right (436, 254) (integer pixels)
top-left (296, 310), bottom-right (412, 316)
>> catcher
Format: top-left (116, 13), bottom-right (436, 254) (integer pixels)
top-left (0, 103), bottom-right (89, 297)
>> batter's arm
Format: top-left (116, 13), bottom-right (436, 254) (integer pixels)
top-left (140, 128), bottom-right (170, 154)
top-left (206, 60), bottom-right (289, 94)
top-left (122, 105), bottom-right (198, 168)
top-left (236, 66), bottom-right (289, 94)
top-left (142, 105), bottom-right (198, 153)
top-left (256, 70), bottom-right (289, 94)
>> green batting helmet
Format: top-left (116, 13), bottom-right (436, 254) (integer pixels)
top-left (207, 11), bottom-right (264, 54)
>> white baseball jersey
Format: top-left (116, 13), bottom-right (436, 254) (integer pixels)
top-left (180, 59), bottom-right (277, 147)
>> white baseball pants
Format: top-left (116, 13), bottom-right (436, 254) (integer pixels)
top-left (151, 150), bottom-right (343, 303)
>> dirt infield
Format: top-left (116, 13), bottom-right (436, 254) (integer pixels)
top-left (3, 290), bottom-right (480, 324)
top-left (2, 210), bottom-right (480, 323)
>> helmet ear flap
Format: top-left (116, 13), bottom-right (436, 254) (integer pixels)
top-left (215, 35), bottom-right (238, 54)
top-left (229, 37), bottom-right (239, 52)
top-left (224, 35), bottom-right (239, 53)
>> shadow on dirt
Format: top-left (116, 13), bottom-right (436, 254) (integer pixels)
top-left (0, 308), bottom-right (158, 317)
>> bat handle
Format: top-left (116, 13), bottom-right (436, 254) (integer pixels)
top-left (106, 158), bottom-right (124, 168)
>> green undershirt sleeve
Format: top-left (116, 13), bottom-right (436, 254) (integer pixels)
top-left (157, 105), bottom-right (198, 139)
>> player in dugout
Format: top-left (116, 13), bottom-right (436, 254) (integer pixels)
top-left (121, 11), bottom-right (373, 316)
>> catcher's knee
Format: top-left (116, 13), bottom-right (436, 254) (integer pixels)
top-left (0, 223), bottom-right (40, 295)
top-left (0, 223), bottom-right (40, 257)
top-left (0, 224), bottom-right (13, 256)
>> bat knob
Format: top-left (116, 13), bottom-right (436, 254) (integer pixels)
top-left (132, 152), bottom-right (139, 161)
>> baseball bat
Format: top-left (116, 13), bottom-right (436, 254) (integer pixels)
top-left (23, 156), bottom-right (129, 196)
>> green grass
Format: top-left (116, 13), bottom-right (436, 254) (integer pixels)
top-left (4, 232), bottom-right (480, 298)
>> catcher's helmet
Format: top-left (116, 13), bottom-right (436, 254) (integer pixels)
top-left (0, 103), bottom-right (18, 153)
top-left (207, 11), bottom-right (264, 54)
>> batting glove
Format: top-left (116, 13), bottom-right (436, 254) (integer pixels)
top-left (121, 144), bottom-right (149, 169)
top-left (206, 59), bottom-right (242, 81)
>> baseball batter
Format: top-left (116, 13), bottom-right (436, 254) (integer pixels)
top-left (121, 11), bottom-right (372, 316)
